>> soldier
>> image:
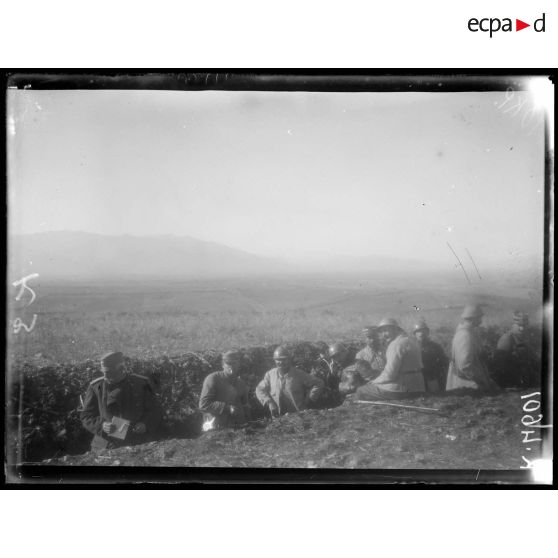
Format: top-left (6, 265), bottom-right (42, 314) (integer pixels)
top-left (199, 350), bottom-right (252, 430)
top-left (310, 342), bottom-right (343, 406)
top-left (355, 326), bottom-right (386, 377)
top-left (446, 305), bottom-right (498, 392)
top-left (331, 342), bottom-right (377, 396)
top-left (256, 345), bottom-right (324, 417)
top-left (310, 342), bottom-right (331, 380)
top-left (492, 311), bottom-right (539, 388)
top-left (355, 318), bottom-right (425, 401)
top-left (413, 320), bottom-right (448, 393)
top-left (311, 342), bottom-right (365, 405)
top-left (81, 351), bottom-right (163, 450)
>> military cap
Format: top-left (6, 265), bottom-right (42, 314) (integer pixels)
top-left (273, 345), bottom-right (291, 360)
top-left (377, 317), bottom-right (401, 330)
top-left (362, 326), bottom-right (378, 336)
top-left (100, 351), bottom-right (124, 371)
top-left (222, 350), bottom-right (242, 364)
top-left (328, 342), bottom-right (347, 357)
top-left (461, 304), bottom-right (483, 319)
top-left (513, 311), bottom-right (529, 325)
top-left (413, 320), bottom-right (429, 333)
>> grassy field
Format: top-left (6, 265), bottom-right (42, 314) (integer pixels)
top-left (8, 275), bottom-right (544, 366)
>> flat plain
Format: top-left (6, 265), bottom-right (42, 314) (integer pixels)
top-left (8, 274), bottom-right (543, 366)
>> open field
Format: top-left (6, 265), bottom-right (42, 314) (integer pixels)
top-left (8, 275), bottom-right (544, 366)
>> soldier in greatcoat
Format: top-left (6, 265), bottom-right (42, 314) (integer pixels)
top-left (492, 311), bottom-right (539, 388)
top-left (356, 318), bottom-right (425, 401)
top-left (81, 351), bottom-right (163, 450)
top-left (446, 305), bottom-right (498, 392)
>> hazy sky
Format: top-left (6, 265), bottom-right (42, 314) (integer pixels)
top-left (8, 87), bottom-right (547, 269)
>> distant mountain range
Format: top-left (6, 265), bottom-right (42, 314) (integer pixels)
top-left (8, 231), bottom-right (544, 286)
top-left (9, 231), bottom-right (284, 280)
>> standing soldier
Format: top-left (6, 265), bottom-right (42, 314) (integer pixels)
top-left (256, 346), bottom-right (324, 417)
top-left (492, 311), bottom-right (539, 388)
top-left (355, 326), bottom-right (386, 377)
top-left (446, 305), bottom-right (498, 392)
top-left (356, 318), bottom-right (425, 401)
top-left (81, 351), bottom-right (163, 450)
top-left (199, 350), bottom-right (252, 431)
top-left (413, 320), bottom-right (448, 393)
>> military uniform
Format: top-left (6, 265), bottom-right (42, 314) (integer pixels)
top-left (81, 373), bottom-right (163, 450)
top-left (356, 333), bottom-right (425, 400)
top-left (492, 331), bottom-right (539, 388)
top-left (355, 345), bottom-right (385, 376)
top-left (418, 338), bottom-right (448, 393)
top-left (310, 357), bottom-right (344, 407)
top-left (199, 371), bottom-right (251, 429)
top-left (256, 366), bottom-right (324, 415)
top-left (446, 322), bottom-right (494, 391)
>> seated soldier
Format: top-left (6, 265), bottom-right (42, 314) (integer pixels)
top-left (199, 350), bottom-right (252, 430)
top-left (446, 305), bottom-right (498, 392)
top-left (311, 342), bottom-right (350, 406)
top-left (413, 320), bottom-right (448, 393)
top-left (310, 342), bottom-right (331, 380)
top-left (256, 346), bottom-right (324, 417)
top-left (81, 351), bottom-right (163, 450)
top-left (356, 318), bottom-right (425, 401)
top-left (323, 341), bottom-right (378, 396)
top-left (355, 326), bottom-right (386, 377)
top-left (492, 311), bottom-right (539, 388)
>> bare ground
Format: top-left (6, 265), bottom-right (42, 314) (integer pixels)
top-left (48, 389), bottom-right (536, 470)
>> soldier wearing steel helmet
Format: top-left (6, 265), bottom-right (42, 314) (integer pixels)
top-left (491, 311), bottom-right (539, 388)
top-left (256, 345), bottom-right (324, 417)
top-left (199, 350), bottom-right (252, 430)
top-left (413, 320), bottom-right (448, 393)
top-left (80, 351), bottom-right (163, 450)
top-left (310, 342), bottom-right (331, 382)
top-left (446, 305), bottom-right (498, 392)
top-left (310, 342), bottom-right (360, 405)
top-left (355, 318), bottom-right (425, 401)
top-left (355, 326), bottom-right (386, 375)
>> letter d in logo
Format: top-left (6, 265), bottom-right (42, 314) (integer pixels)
top-left (534, 13), bottom-right (546, 32)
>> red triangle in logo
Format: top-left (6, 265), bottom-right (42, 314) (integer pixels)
top-left (516, 19), bottom-right (530, 31)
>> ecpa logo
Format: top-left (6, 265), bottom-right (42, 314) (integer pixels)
top-left (468, 13), bottom-right (546, 37)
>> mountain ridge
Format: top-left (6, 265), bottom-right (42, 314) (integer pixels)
top-left (9, 231), bottom-right (283, 280)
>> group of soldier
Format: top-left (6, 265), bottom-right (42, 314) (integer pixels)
top-left (80, 304), bottom-right (539, 449)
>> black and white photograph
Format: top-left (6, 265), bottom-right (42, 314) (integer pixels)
top-left (5, 73), bottom-right (554, 484)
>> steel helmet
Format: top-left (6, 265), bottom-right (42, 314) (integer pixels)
top-left (413, 320), bottom-right (429, 333)
top-left (377, 317), bottom-right (400, 330)
top-left (273, 345), bottom-right (291, 360)
top-left (328, 342), bottom-right (347, 358)
top-left (461, 304), bottom-right (483, 319)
